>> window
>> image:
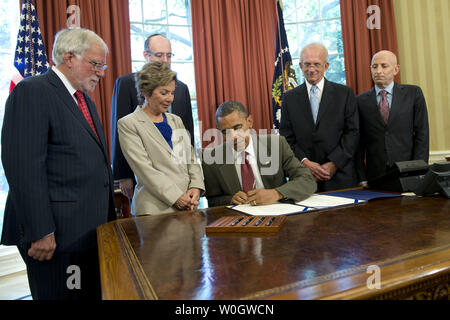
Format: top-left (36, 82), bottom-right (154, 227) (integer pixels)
top-left (128, 0), bottom-right (201, 150)
top-left (0, 0), bottom-right (20, 238)
top-left (283, 0), bottom-right (346, 84)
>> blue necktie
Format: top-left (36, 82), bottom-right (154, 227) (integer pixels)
top-left (310, 85), bottom-right (319, 123)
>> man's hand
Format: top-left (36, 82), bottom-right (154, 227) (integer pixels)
top-left (247, 189), bottom-right (283, 206)
top-left (231, 191), bottom-right (249, 205)
top-left (321, 162), bottom-right (338, 179)
top-left (28, 233), bottom-right (56, 261)
top-left (303, 159), bottom-right (331, 181)
top-left (119, 178), bottom-right (134, 198)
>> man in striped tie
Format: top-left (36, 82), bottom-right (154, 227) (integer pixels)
top-left (1, 28), bottom-right (116, 300)
top-left (355, 50), bottom-right (429, 186)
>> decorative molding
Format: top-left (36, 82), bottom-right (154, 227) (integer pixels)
top-left (0, 245), bottom-right (26, 277)
top-left (372, 272), bottom-right (450, 300)
top-left (429, 150), bottom-right (450, 163)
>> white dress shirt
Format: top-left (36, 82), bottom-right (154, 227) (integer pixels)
top-left (233, 135), bottom-right (265, 190)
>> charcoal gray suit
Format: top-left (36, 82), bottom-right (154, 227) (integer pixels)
top-left (1, 68), bottom-right (115, 299)
top-left (280, 79), bottom-right (359, 191)
top-left (355, 83), bottom-right (429, 182)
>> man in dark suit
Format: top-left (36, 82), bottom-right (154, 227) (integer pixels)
top-left (1, 28), bottom-right (115, 300)
top-left (202, 100), bottom-right (316, 207)
top-left (356, 50), bottom-right (429, 185)
top-left (110, 34), bottom-right (194, 200)
top-left (279, 43), bottom-right (359, 192)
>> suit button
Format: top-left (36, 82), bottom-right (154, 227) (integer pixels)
top-left (104, 182), bottom-right (109, 188)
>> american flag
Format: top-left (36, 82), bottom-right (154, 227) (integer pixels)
top-left (10, 0), bottom-right (49, 93)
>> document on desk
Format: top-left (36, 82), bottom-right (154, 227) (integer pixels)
top-left (227, 194), bottom-right (364, 216)
top-left (227, 203), bottom-right (305, 216)
top-left (295, 194), bottom-right (360, 209)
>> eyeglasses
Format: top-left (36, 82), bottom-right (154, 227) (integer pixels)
top-left (79, 55), bottom-right (107, 71)
top-left (86, 59), bottom-right (107, 71)
top-left (301, 62), bottom-right (325, 69)
top-left (147, 50), bottom-right (174, 59)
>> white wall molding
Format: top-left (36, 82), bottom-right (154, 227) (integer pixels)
top-left (429, 150), bottom-right (450, 163)
top-left (0, 245), bottom-right (26, 277)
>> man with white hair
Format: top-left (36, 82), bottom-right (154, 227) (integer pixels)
top-left (280, 43), bottom-right (359, 192)
top-left (355, 50), bottom-right (429, 185)
top-left (1, 28), bottom-right (115, 299)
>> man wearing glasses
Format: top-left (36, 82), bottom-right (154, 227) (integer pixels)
top-left (1, 28), bottom-right (115, 299)
top-left (110, 34), bottom-right (194, 201)
top-left (280, 43), bottom-right (359, 192)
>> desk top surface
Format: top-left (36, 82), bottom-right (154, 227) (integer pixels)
top-left (98, 195), bottom-right (450, 300)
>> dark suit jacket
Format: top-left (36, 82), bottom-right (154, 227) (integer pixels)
top-left (110, 72), bottom-right (194, 180)
top-left (202, 134), bottom-right (317, 207)
top-left (279, 79), bottom-right (359, 191)
top-left (1, 69), bottom-right (115, 253)
top-left (355, 83), bottom-right (430, 182)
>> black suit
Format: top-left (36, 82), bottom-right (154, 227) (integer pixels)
top-left (110, 72), bottom-right (194, 181)
top-left (279, 79), bottom-right (359, 191)
top-left (355, 83), bottom-right (429, 182)
top-left (1, 69), bottom-right (115, 299)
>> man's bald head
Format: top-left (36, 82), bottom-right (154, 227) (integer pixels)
top-left (143, 34), bottom-right (173, 66)
top-left (370, 50), bottom-right (400, 89)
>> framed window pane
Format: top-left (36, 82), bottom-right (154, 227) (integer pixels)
top-left (144, 24), bottom-right (169, 39)
top-left (296, 0), bottom-right (319, 22)
top-left (169, 26), bottom-right (193, 62)
top-left (130, 31), bottom-right (146, 61)
top-left (131, 60), bottom-right (146, 73)
top-left (167, 0), bottom-right (190, 25)
top-left (283, 0), bottom-right (345, 85)
top-left (128, 0), bottom-right (142, 22)
top-left (320, 0), bottom-right (341, 19)
top-left (142, 0), bottom-right (168, 24)
top-left (171, 62), bottom-right (196, 98)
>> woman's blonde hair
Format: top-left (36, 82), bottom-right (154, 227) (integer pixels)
top-left (135, 61), bottom-right (176, 98)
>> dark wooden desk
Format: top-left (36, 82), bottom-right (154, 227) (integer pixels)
top-left (97, 195), bottom-right (450, 300)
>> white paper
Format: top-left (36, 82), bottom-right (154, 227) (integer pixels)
top-left (295, 194), bottom-right (357, 208)
top-left (227, 203), bottom-right (305, 216)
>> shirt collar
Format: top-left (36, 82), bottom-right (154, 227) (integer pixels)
top-left (52, 65), bottom-right (77, 97)
top-left (375, 81), bottom-right (394, 96)
top-left (233, 134), bottom-right (255, 161)
top-left (305, 77), bottom-right (325, 93)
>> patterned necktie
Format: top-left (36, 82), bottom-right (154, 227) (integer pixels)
top-left (241, 151), bottom-right (255, 193)
top-left (379, 90), bottom-right (390, 124)
top-left (310, 85), bottom-right (319, 123)
top-left (74, 91), bottom-right (99, 139)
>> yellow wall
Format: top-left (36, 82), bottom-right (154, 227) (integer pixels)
top-left (394, 0), bottom-right (450, 153)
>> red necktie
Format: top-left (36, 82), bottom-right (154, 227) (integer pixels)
top-left (379, 90), bottom-right (390, 124)
top-left (241, 152), bottom-right (255, 193)
top-left (74, 91), bottom-right (99, 139)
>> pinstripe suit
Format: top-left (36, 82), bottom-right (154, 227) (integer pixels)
top-left (1, 68), bottom-right (115, 299)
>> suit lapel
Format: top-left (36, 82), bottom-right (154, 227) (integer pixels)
top-left (215, 143), bottom-right (241, 193)
top-left (84, 95), bottom-right (109, 152)
top-left (46, 69), bottom-right (104, 147)
top-left (253, 134), bottom-right (273, 188)
top-left (388, 83), bottom-right (402, 126)
top-left (135, 108), bottom-right (174, 155)
top-left (316, 79), bottom-right (331, 125)
top-left (366, 88), bottom-right (386, 126)
top-left (297, 84), bottom-right (315, 124)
